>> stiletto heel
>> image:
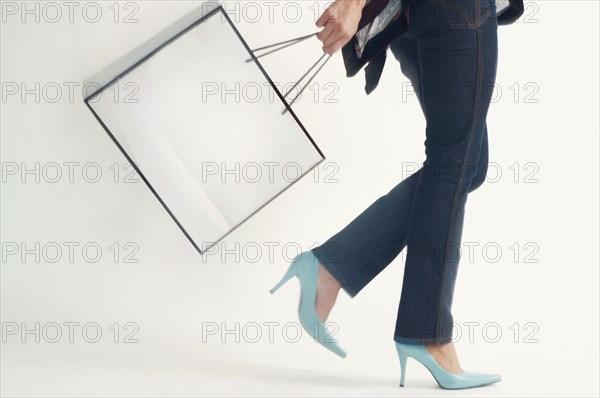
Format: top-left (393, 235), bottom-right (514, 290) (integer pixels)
top-left (269, 263), bottom-right (297, 294)
top-left (397, 349), bottom-right (407, 387)
top-left (269, 251), bottom-right (347, 358)
top-left (394, 341), bottom-right (501, 389)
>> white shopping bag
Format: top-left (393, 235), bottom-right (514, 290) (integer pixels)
top-left (84, 3), bottom-right (325, 254)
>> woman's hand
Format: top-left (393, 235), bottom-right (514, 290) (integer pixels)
top-left (316, 0), bottom-right (366, 55)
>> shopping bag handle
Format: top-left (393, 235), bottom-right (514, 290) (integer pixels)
top-left (246, 32), bottom-right (333, 114)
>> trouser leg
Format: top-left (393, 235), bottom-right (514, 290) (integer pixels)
top-left (394, 0), bottom-right (498, 344)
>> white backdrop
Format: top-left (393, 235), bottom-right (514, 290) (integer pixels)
top-left (1, 1), bottom-right (598, 397)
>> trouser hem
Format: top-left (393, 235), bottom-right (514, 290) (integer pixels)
top-left (310, 247), bottom-right (360, 298)
top-left (393, 335), bottom-right (453, 345)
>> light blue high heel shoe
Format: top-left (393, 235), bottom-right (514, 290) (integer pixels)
top-left (270, 250), bottom-right (347, 358)
top-left (395, 342), bottom-right (501, 389)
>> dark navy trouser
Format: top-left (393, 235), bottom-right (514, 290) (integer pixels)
top-left (311, 0), bottom-right (499, 344)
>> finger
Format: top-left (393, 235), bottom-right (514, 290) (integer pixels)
top-left (326, 2), bottom-right (343, 24)
top-left (316, 5), bottom-right (334, 27)
top-left (323, 36), bottom-right (348, 55)
top-left (323, 30), bottom-right (345, 51)
top-left (316, 22), bottom-right (336, 43)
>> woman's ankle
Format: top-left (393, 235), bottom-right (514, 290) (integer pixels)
top-left (425, 342), bottom-right (464, 374)
top-left (315, 262), bottom-right (341, 322)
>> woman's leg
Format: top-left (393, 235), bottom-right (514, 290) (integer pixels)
top-left (393, 0), bottom-right (498, 345)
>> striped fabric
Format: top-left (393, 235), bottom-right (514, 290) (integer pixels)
top-left (356, 0), bottom-right (403, 58)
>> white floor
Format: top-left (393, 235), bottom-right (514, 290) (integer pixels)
top-left (2, 320), bottom-right (598, 397)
